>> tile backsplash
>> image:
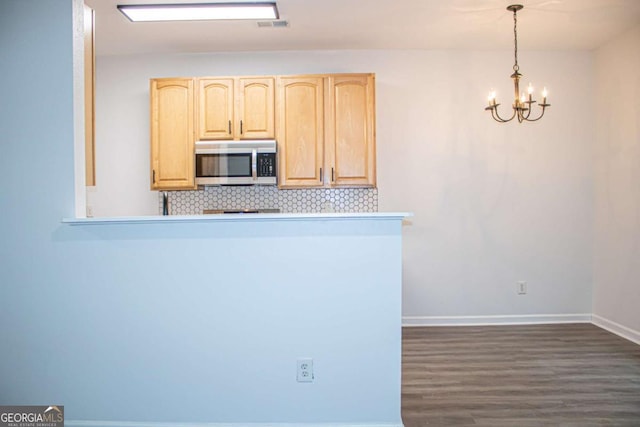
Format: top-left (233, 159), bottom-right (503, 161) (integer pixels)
top-left (160, 186), bottom-right (378, 215)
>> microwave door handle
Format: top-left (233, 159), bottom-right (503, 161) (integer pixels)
top-left (251, 149), bottom-right (257, 181)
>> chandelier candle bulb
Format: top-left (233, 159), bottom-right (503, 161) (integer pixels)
top-left (527, 83), bottom-right (534, 94)
top-left (487, 91), bottom-right (497, 107)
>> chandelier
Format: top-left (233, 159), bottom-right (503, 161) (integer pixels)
top-left (485, 4), bottom-right (550, 123)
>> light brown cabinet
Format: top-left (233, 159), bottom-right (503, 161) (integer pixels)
top-left (277, 76), bottom-right (325, 187)
top-left (197, 78), bottom-right (234, 140)
top-left (326, 74), bottom-right (376, 187)
top-left (150, 78), bottom-right (196, 190)
top-left (197, 77), bottom-right (274, 140)
top-left (277, 74), bottom-right (376, 188)
top-left (150, 73), bottom-right (375, 191)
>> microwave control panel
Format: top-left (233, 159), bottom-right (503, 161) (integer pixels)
top-left (257, 153), bottom-right (276, 177)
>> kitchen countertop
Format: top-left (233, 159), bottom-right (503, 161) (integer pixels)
top-left (62, 212), bottom-right (412, 225)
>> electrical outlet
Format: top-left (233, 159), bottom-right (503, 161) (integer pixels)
top-left (297, 358), bottom-right (313, 383)
top-left (517, 281), bottom-right (527, 295)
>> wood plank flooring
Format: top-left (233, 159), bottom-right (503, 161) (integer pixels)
top-left (402, 324), bottom-right (640, 427)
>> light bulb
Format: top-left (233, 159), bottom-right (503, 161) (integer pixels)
top-left (527, 83), bottom-right (534, 95)
top-left (488, 90), bottom-right (497, 105)
top-left (520, 92), bottom-right (526, 103)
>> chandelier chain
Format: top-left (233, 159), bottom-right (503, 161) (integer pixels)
top-left (513, 8), bottom-right (519, 72)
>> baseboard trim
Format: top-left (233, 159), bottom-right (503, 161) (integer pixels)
top-left (592, 314), bottom-right (640, 345)
top-left (402, 313), bottom-right (592, 327)
top-left (66, 421), bottom-right (403, 427)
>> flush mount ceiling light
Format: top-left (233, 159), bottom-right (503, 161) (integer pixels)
top-left (117, 2), bottom-right (279, 22)
top-left (485, 4), bottom-right (550, 123)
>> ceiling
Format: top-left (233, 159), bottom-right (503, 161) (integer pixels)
top-left (86, 0), bottom-right (640, 56)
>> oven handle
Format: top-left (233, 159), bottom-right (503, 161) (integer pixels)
top-left (251, 149), bottom-right (257, 181)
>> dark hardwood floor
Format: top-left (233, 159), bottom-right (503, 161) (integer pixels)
top-left (402, 324), bottom-right (640, 427)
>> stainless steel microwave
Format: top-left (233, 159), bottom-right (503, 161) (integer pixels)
top-left (195, 140), bottom-right (277, 186)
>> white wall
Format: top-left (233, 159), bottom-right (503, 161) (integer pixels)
top-left (593, 24), bottom-right (640, 339)
top-left (93, 49), bottom-right (595, 321)
top-left (0, 2), bottom-right (404, 424)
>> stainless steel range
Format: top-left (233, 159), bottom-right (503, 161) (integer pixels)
top-left (203, 208), bottom-right (281, 214)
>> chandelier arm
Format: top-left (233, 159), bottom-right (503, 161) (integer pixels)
top-left (490, 108), bottom-right (504, 123)
top-left (492, 105), bottom-right (516, 123)
top-left (486, 105), bottom-right (507, 122)
top-left (491, 110), bottom-right (507, 123)
top-left (521, 106), bottom-right (548, 122)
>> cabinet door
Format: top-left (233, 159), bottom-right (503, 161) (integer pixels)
top-left (277, 76), bottom-right (324, 187)
top-left (326, 74), bottom-right (376, 187)
top-left (150, 78), bottom-right (196, 190)
top-left (197, 78), bottom-right (234, 140)
top-left (238, 77), bottom-right (275, 139)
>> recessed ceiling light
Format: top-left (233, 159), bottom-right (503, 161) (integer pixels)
top-left (117, 2), bottom-right (279, 22)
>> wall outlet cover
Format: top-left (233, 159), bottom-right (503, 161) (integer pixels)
top-left (297, 358), bottom-right (314, 383)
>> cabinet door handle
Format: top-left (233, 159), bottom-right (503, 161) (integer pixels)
top-left (331, 167), bottom-right (335, 182)
top-left (228, 120), bottom-right (231, 134)
top-left (240, 120), bottom-right (243, 134)
top-left (153, 169), bottom-right (156, 184)
top-left (320, 167), bottom-right (323, 183)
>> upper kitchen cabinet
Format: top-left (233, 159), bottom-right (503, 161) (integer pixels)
top-left (150, 78), bottom-right (196, 190)
top-left (277, 73), bottom-right (376, 189)
top-left (239, 78), bottom-right (275, 139)
top-left (325, 74), bottom-right (376, 187)
top-left (197, 78), bottom-right (234, 140)
top-left (277, 76), bottom-right (324, 187)
top-left (197, 77), bottom-right (275, 140)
